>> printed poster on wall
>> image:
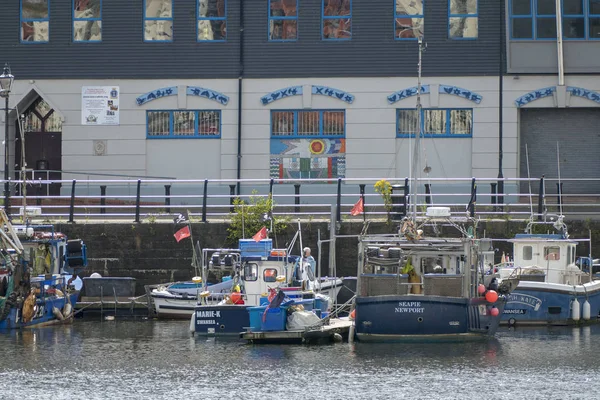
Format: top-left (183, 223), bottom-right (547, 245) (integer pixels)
top-left (81, 86), bottom-right (120, 125)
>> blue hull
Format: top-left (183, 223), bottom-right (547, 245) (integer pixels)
top-left (501, 285), bottom-right (600, 325)
top-left (0, 293), bottom-right (79, 330)
top-left (355, 295), bottom-right (505, 342)
top-left (194, 305), bottom-right (250, 336)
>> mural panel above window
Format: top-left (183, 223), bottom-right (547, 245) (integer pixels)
top-left (146, 110), bottom-right (221, 138)
top-left (510, 0), bottom-right (598, 40)
top-left (73, 0), bottom-right (102, 42)
top-left (198, 0), bottom-right (227, 41)
top-left (144, 0), bottom-right (173, 42)
top-left (21, 0), bottom-right (49, 43)
top-left (269, 0), bottom-right (298, 41)
top-left (322, 0), bottom-right (352, 40)
top-left (449, 0), bottom-right (478, 39)
top-left (397, 108), bottom-right (473, 137)
top-left (270, 110), bottom-right (345, 180)
top-left (395, 0), bottom-right (424, 39)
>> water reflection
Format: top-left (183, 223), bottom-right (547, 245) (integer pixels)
top-left (0, 322), bottom-right (598, 400)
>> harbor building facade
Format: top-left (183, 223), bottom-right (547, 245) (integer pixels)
top-left (0, 0), bottom-right (599, 195)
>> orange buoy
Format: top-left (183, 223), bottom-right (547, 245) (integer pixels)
top-left (489, 307), bottom-right (500, 317)
top-left (485, 290), bottom-right (499, 303)
top-left (350, 309), bottom-right (356, 320)
top-left (230, 292), bottom-right (242, 303)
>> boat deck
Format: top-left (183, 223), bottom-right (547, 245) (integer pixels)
top-left (240, 317), bottom-right (353, 344)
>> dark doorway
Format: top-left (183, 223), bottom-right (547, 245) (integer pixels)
top-left (15, 98), bottom-right (62, 197)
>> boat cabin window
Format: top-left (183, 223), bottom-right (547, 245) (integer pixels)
top-left (544, 247), bottom-right (560, 261)
top-left (522, 246), bottom-right (533, 261)
top-left (243, 263), bottom-right (258, 281)
top-left (263, 268), bottom-right (277, 283)
top-left (567, 246), bottom-right (576, 265)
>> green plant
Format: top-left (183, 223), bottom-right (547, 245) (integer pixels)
top-left (145, 214), bottom-right (157, 224)
top-left (374, 179), bottom-right (393, 212)
top-left (226, 191), bottom-right (289, 245)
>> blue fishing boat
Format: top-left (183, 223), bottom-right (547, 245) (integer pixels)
top-left (351, 38), bottom-right (511, 342)
top-left (191, 235), bottom-right (343, 336)
top-left (496, 215), bottom-right (600, 326)
top-left (0, 211), bottom-right (88, 329)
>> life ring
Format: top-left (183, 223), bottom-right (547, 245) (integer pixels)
top-left (275, 275), bottom-right (286, 283)
top-left (199, 291), bottom-right (211, 298)
top-left (192, 276), bottom-right (202, 284)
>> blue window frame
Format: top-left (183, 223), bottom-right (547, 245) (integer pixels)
top-left (448, 0), bottom-right (478, 39)
top-left (146, 110), bottom-right (222, 139)
top-left (20, 0), bottom-right (49, 43)
top-left (271, 110), bottom-right (345, 138)
top-left (143, 0), bottom-right (173, 42)
top-left (395, 0), bottom-right (424, 39)
top-left (197, 0), bottom-right (227, 42)
top-left (73, 0), bottom-right (102, 42)
top-left (269, 0), bottom-right (298, 41)
top-left (322, 0), bottom-right (351, 40)
top-left (510, 0), bottom-right (599, 39)
top-left (396, 109), bottom-right (473, 138)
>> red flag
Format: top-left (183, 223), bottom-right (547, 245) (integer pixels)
top-left (252, 226), bottom-right (268, 242)
top-left (350, 197), bottom-right (364, 216)
top-left (174, 226), bottom-right (191, 242)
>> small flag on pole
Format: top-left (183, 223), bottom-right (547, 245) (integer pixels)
top-left (174, 210), bottom-right (189, 224)
top-left (174, 226), bottom-right (191, 242)
top-left (252, 226), bottom-right (268, 242)
top-left (350, 197), bottom-right (364, 216)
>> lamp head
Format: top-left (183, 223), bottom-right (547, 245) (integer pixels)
top-left (0, 64), bottom-right (15, 97)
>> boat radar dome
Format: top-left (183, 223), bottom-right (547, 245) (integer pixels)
top-left (426, 207), bottom-right (451, 218)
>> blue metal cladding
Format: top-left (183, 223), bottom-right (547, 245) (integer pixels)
top-left (3, 0), bottom-right (505, 79)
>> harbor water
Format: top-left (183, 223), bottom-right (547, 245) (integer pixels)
top-left (0, 320), bottom-right (598, 400)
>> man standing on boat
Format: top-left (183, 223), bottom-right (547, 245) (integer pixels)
top-left (294, 247), bottom-right (316, 289)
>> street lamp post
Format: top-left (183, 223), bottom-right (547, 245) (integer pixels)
top-left (0, 64), bottom-right (15, 217)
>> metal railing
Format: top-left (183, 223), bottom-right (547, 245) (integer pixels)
top-left (2, 174), bottom-right (600, 223)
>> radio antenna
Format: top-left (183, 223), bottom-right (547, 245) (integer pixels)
top-left (557, 142), bottom-right (563, 216)
top-left (525, 144), bottom-right (533, 219)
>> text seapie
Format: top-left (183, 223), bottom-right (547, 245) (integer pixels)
top-left (395, 301), bottom-right (425, 313)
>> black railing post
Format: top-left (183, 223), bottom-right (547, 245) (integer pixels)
top-left (556, 182), bottom-right (563, 213)
top-left (424, 183), bottom-right (432, 205)
top-left (164, 184), bottom-right (171, 214)
top-left (202, 179), bottom-right (208, 222)
top-left (100, 185), bottom-right (106, 215)
top-left (269, 178), bottom-right (274, 198)
top-left (294, 183), bottom-right (301, 213)
top-left (359, 184), bottom-right (366, 221)
top-left (403, 177), bottom-right (409, 217)
top-left (229, 184), bottom-right (236, 213)
top-left (68, 180), bottom-right (76, 223)
top-left (469, 178), bottom-right (477, 218)
top-left (134, 179), bottom-right (141, 223)
top-left (537, 176), bottom-right (545, 221)
top-left (36, 178), bottom-right (42, 206)
top-left (336, 178), bottom-right (342, 223)
top-left (490, 183), bottom-right (497, 212)
top-left (497, 179), bottom-right (504, 213)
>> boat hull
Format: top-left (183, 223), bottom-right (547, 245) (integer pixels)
top-left (0, 292), bottom-right (79, 330)
top-left (152, 293), bottom-right (198, 319)
top-left (354, 295), bottom-right (505, 342)
top-left (193, 305), bottom-right (250, 336)
top-left (501, 281), bottom-right (600, 326)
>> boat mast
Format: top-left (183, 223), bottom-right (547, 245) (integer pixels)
top-left (410, 37), bottom-right (425, 223)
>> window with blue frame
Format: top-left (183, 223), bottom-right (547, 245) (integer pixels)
top-left (144, 0), bottom-right (173, 42)
top-left (73, 0), bottom-right (102, 42)
top-left (271, 110), bottom-right (345, 137)
top-left (198, 0), bottom-right (227, 41)
top-left (269, 0), bottom-right (298, 41)
top-left (147, 110), bottom-right (221, 138)
top-left (21, 0), bottom-right (49, 43)
top-left (449, 0), bottom-right (478, 39)
top-left (397, 109), bottom-right (473, 137)
top-left (395, 0), bottom-right (424, 39)
top-left (322, 0), bottom-right (351, 40)
top-left (510, 0), bottom-right (599, 39)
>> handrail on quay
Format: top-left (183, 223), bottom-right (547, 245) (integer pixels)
top-left (3, 174), bottom-right (600, 223)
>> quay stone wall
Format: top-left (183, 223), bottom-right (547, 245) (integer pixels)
top-left (54, 220), bottom-right (600, 296)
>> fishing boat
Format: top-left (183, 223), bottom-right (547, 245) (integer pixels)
top-left (0, 210), bottom-right (88, 329)
top-left (495, 215), bottom-right (600, 326)
top-left (351, 38), bottom-right (511, 342)
top-left (190, 231), bottom-right (343, 336)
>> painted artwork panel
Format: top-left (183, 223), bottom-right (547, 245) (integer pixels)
top-left (270, 138), bottom-right (346, 180)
